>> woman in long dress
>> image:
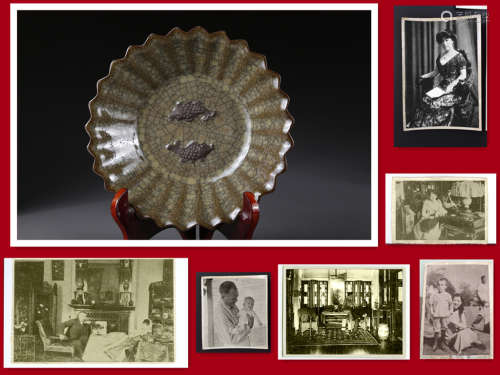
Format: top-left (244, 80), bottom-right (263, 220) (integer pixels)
top-left (446, 294), bottom-right (483, 354)
top-left (413, 191), bottom-right (447, 240)
top-left (410, 30), bottom-right (477, 128)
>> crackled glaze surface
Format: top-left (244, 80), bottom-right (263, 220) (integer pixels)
top-left (86, 27), bottom-right (293, 231)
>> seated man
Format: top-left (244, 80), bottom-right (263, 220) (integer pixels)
top-left (63, 312), bottom-right (90, 360)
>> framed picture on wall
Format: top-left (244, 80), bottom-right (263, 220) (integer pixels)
top-left (196, 272), bottom-right (270, 353)
top-left (51, 260), bottom-right (64, 281)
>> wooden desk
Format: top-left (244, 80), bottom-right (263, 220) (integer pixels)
top-left (441, 212), bottom-right (485, 240)
top-left (321, 311), bottom-right (350, 328)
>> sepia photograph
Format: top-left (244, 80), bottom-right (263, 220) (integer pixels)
top-left (279, 265), bottom-right (409, 359)
top-left (391, 177), bottom-right (488, 244)
top-left (402, 15), bottom-right (482, 131)
top-left (197, 273), bottom-right (270, 352)
top-left (4, 258), bottom-right (188, 368)
top-left (420, 260), bottom-right (493, 359)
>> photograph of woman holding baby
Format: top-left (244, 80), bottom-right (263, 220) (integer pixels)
top-left (197, 273), bottom-right (270, 352)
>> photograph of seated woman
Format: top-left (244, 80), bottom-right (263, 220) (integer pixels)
top-left (403, 16), bottom-right (481, 130)
top-left (394, 179), bottom-right (486, 243)
top-left (413, 191), bottom-right (447, 241)
top-left (422, 263), bottom-right (492, 358)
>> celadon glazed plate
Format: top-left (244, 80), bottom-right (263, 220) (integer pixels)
top-left (86, 27), bottom-right (293, 231)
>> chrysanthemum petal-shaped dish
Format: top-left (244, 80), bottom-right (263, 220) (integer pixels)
top-left (86, 27), bottom-right (293, 231)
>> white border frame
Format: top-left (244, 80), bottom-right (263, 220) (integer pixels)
top-left (419, 259), bottom-right (494, 359)
top-left (10, 3), bottom-right (378, 247)
top-left (4, 258), bottom-right (189, 368)
top-left (278, 264), bottom-right (410, 360)
top-left (385, 174), bottom-right (497, 244)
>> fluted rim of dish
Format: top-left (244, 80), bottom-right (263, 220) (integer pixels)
top-left (85, 26), bottom-right (294, 231)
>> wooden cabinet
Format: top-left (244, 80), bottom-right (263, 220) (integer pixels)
top-left (13, 335), bottom-right (35, 362)
top-left (377, 270), bottom-right (403, 341)
top-left (345, 281), bottom-right (371, 307)
top-left (301, 280), bottom-right (328, 308)
top-left (149, 260), bottom-right (174, 327)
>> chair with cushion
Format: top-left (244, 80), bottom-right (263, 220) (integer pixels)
top-left (35, 320), bottom-right (74, 357)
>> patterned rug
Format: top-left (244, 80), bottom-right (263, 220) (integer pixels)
top-left (294, 329), bottom-right (379, 346)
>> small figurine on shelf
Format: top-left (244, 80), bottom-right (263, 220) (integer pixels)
top-left (73, 278), bottom-right (91, 305)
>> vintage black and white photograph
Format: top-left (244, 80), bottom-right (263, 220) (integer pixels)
top-left (402, 15), bottom-right (482, 131)
top-left (391, 177), bottom-right (488, 244)
top-left (5, 258), bottom-right (188, 368)
top-left (279, 265), bottom-right (409, 359)
top-left (420, 260), bottom-right (493, 359)
top-left (197, 273), bottom-right (270, 352)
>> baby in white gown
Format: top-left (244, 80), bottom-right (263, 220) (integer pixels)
top-left (238, 297), bottom-right (264, 330)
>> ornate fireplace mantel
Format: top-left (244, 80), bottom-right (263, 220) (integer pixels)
top-left (69, 304), bottom-right (135, 334)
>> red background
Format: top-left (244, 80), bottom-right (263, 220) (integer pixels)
top-left (2, 0), bottom-right (499, 374)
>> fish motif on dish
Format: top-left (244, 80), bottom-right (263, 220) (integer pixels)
top-left (167, 100), bottom-right (216, 122)
top-left (85, 27), bottom-right (293, 231)
top-left (166, 141), bottom-right (214, 163)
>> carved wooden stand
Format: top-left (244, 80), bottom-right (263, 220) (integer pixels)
top-left (111, 188), bottom-right (259, 240)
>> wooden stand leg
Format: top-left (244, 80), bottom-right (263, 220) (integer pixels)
top-left (199, 226), bottom-right (215, 240)
top-left (178, 226), bottom-right (197, 240)
top-left (111, 189), bottom-right (259, 240)
top-left (217, 192), bottom-right (260, 239)
top-left (111, 188), bottom-right (164, 240)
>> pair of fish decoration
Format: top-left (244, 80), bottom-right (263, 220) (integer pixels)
top-left (166, 101), bottom-right (216, 163)
top-left (166, 141), bottom-right (214, 163)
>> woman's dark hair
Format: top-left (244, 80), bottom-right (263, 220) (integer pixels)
top-left (436, 30), bottom-right (457, 48)
top-left (453, 293), bottom-right (465, 317)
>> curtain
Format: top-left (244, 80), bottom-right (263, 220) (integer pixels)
top-left (404, 18), bottom-right (479, 121)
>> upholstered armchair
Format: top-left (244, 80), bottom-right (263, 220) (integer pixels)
top-left (35, 320), bottom-right (74, 357)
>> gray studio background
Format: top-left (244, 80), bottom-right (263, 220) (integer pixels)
top-left (17, 10), bottom-right (371, 240)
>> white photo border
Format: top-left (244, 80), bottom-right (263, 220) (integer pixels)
top-left (419, 259), bottom-right (494, 359)
top-left (10, 2), bottom-right (378, 247)
top-left (385, 174), bottom-right (497, 244)
top-left (3, 258), bottom-right (189, 368)
top-left (277, 264), bottom-right (410, 360)
top-left (401, 14), bottom-right (482, 131)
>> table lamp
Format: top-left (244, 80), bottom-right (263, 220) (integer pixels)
top-left (450, 181), bottom-right (485, 212)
